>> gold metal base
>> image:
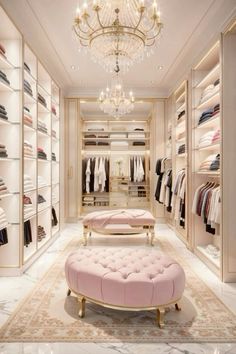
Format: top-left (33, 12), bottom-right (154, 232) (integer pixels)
top-left (83, 225), bottom-right (155, 246)
top-left (67, 287), bottom-right (181, 328)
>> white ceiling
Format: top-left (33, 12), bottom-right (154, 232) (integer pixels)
top-left (0, 0), bottom-right (236, 97)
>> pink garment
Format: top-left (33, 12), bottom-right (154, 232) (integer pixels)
top-left (83, 209), bottom-right (155, 228)
top-left (65, 248), bottom-right (186, 307)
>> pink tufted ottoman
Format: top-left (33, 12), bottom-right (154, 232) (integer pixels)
top-left (82, 209), bottom-right (156, 246)
top-left (65, 248), bottom-right (185, 328)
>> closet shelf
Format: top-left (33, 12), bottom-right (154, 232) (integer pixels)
top-left (38, 204), bottom-right (51, 214)
top-left (0, 80), bottom-right (15, 92)
top-left (52, 227), bottom-right (60, 236)
top-left (24, 212), bottom-right (36, 221)
top-left (0, 53), bottom-right (16, 69)
top-left (38, 205), bottom-right (51, 215)
top-left (196, 91), bottom-right (220, 110)
top-left (0, 117), bottom-right (19, 126)
top-left (0, 193), bottom-right (14, 199)
top-left (195, 113), bottom-right (220, 129)
top-left (38, 159), bottom-right (50, 163)
top-left (196, 245), bottom-right (220, 269)
top-left (24, 187), bottom-right (37, 193)
top-left (176, 136), bottom-right (186, 143)
top-left (196, 171), bottom-right (220, 176)
top-left (38, 235), bottom-right (51, 250)
top-left (38, 130), bottom-right (51, 138)
top-left (176, 91), bottom-right (185, 104)
top-left (24, 156), bottom-right (36, 161)
top-left (38, 102), bottom-right (51, 114)
top-left (176, 102), bottom-right (185, 113)
top-left (176, 153), bottom-right (187, 158)
top-left (24, 69), bottom-right (37, 83)
top-left (0, 157), bottom-right (20, 161)
top-left (51, 97), bottom-right (59, 106)
top-left (24, 91), bottom-right (36, 104)
top-left (38, 185), bottom-right (51, 190)
top-left (83, 137), bottom-right (150, 141)
top-left (176, 115), bottom-right (186, 125)
top-left (196, 63), bottom-right (220, 89)
top-left (52, 113), bottom-right (59, 120)
top-left (82, 130), bottom-right (150, 134)
top-left (52, 137), bottom-right (59, 142)
top-left (38, 83), bottom-right (51, 97)
top-left (24, 124), bottom-right (36, 132)
top-left (195, 142), bottom-right (220, 151)
top-left (52, 200), bottom-right (60, 206)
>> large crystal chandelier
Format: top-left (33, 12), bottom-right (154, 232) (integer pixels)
top-left (73, 0), bottom-right (163, 72)
top-left (99, 75), bottom-right (135, 119)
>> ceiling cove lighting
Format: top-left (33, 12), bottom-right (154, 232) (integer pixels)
top-left (73, 0), bottom-right (163, 73)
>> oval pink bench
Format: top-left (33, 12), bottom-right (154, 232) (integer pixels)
top-left (65, 248), bottom-right (185, 327)
top-left (82, 209), bottom-right (156, 246)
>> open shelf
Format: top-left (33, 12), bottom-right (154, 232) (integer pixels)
top-left (196, 91), bottom-right (220, 110)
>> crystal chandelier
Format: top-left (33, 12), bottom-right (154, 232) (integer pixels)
top-left (73, 0), bottom-right (163, 72)
top-left (99, 75), bottom-right (135, 119)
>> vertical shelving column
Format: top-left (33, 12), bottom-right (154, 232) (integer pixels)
top-left (51, 81), bottom-right (60, 235)
top-left (172, 81), bottom-right (188, 244)
top-left (37, 62), bottom-right (52, 248)
top-left (0, 7), bottom-right (22, 273)
top-left (191, 42), bottom-right (221, 276)
top-left (23, 44), bottom-right (37, 263)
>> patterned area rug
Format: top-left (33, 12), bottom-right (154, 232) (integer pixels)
top-left (0, 234), bottom-right (236, 343)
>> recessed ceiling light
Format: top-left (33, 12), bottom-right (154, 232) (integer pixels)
top-left (157, 65), bottom-right (163, 70)
top-left (71, 65), bottom-right (79, 70)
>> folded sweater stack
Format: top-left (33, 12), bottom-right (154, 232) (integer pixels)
top-left (0, 104), bottom-right (8, 120)
top-left (178, 144), bottom-right (186, 154)
top-left (199, 79), bottom-right (220, 105)
top-left (52, 152), bottom-right (56, 161)
top-left (52, 129), bottom-right (57, 138)
top-left (0, 144), bottom-right (8, 158)
top-left (0, 43), bottom-right (6, 58)
top-left (24, 62), bottom-right (31, 74)
top-left (38, 93), bottom-right (47, 107)
top-left (0, 70), bottom-right (10, 86)
top-left (38, 147), bottom-right (47, 160)
top-left (199, 154), bottom-right (220, 171)
top-left (24, 79), bottom-right (33, 97)
top-left (0, 177), bottom-right (9, 196)
top-left (198, 104), bottom-right (220, 126)
top-left (24, 174), bottom-right (34, 191)
top-left (38, 120), bottom-right (47, 134)
top-left (24, 107), bottom-right (33, 127)
top-left (198, 129), bottom-right (221, 148)
top-left (24, 140), bottom-right (34, 158)
top-left (51, 105), bottom-right (57, 116)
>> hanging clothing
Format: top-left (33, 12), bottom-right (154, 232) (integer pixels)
top-left (155, 158), bottom-right (167, 202)
top-left (192, 182), bottom-right (220, 235)
top-left (85, 158), bottom-right (91, 193)
top-left (171, 169), bottom-right (186, 228)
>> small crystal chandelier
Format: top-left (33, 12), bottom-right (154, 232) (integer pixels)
top-left (73, 0), bottom-right (163, 72)
top-left (99, 75), bottom-right (135, 119)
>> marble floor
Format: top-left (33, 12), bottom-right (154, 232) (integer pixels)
top-left (0, 223), bottom-right (236, 354)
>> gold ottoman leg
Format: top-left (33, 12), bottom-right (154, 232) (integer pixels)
top-left (175, 302), bottom-right (181, 311)
top-left (67, 288), bottom-right (71, 296)
top-left (78, 296), bottom-right (86, 318)
top-left (83, 226), bottom-right (88, 246)
top-left (157, 308), bottom-right (165, 328)
top-left (150, 226), bottom-right (155, 246)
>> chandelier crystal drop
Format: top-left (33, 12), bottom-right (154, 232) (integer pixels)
top-left (73, 0), bottom-right (163, 73)
top-left (99, 75), bottom-right (135, 119)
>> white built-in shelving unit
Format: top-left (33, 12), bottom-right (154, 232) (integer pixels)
top-left (0, 6), bottom-right (60, 275)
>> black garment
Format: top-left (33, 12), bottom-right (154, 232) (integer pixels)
top-left (52, 207), bottom-right (58, 226)
top-left (24, 220), bottom-right (32, 246)
top-left (155, 159), bottom-right (164, 202)
top-left (24, 62), bottom-right (31, 73)
top-left (133, 141), bottom-right (145, 146)
top-left (166, 169), bottom-right (172, 213)
top-left (105, 158), bottom-right (109, 192)
top-left (0, 228), bottom-right (8, 246)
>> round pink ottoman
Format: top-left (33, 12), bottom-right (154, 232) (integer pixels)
top-left (65, 248), bottom-right (185, 327)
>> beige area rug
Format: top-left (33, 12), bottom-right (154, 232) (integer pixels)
top-left (0, 234), bottom-right (236, 343)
